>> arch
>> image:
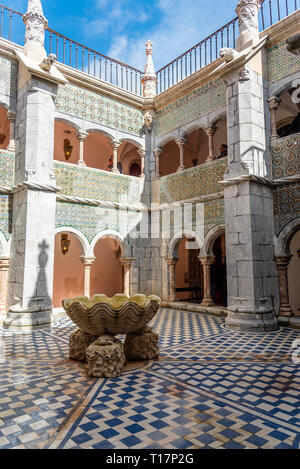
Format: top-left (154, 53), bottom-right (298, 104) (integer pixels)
top-left (168, 230), bottom-right (203, 258)
top-left (54, 117), bottom-right (81, 131)
top-left (85, 127), bottom-right (115, 142)
top-left (182, 122), bottom-right (207, 138)
top-left (119, 137), bottom-right (143, 150)
top-left (0, 230), bottom-right (10, 258)
top-left (209, 109), bottom-right (227, 128)
top-left (155, 134), bottom-right (178, 149)
top-left (269, 71), bottom-right (299, 99)
top-left (89, 229), bottom-right (131, 258)
top-left (200, 225), bottom-right (226, 257)
top-left (274, 217), bottom-right (300, 257)
top-left (54, 227), bottom-right (89, 257)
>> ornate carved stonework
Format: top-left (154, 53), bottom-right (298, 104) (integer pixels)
top-left (23, 0), bottom-right (48, 46)
top-left (220, 48), bottom-right (239, 62)
top-left (142, 40), bottom-right (157, 98)
top-left (69, 328), bottom-right (99, 362)
top-left (124, 326), bottom-right (159, 361)
top-left (86, 335), bottom-right (126, 378)
top-left (236, 0), bottom-right (260, 33)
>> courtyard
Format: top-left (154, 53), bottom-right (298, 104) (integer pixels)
top-left (0, 308), bottom-right (300, 450)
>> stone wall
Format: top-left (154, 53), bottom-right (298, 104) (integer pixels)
top-left (55, 83), bottom-right (144, 137)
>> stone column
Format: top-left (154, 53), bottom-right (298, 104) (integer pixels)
top-left (153, 148), bottom-right (162, 179)
top-left (166, 257), bottom-right (178, 302)
top-left (204, 125), bottom-right (217, 162)
top-left (111, 141), bottom-right (121, 173)
top-left (268, 97), bottom-right (280, 139)
top-left (275, 256), bottom-right (294, 318)
top-left (0, 258), bottom-right (10, 315)
top-left (138, 148), bottom-right (146, 178)
top-left (199, 257), bottom-right (215, 307)
top-left (6, 111), bottom-right (16, 152)
top-left (175, 138), bottom-right (186, 172)
top-left (236, 0), bottom-right (261, 51)
top-left (120, 258), bottom-right (134, 296)
top-left (77, 131), bottom-right (88, 167)
top-left (80, 257), bottom-right (96, 297)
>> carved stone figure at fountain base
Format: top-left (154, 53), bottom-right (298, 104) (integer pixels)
top-left (124, 326), bottom-right (159, 361)
top-left (69, 329), bottom-right (99, 362)
top-left (86, 335), bottom-right (126, 378)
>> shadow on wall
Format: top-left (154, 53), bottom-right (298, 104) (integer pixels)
top-left (28, 240), bottom-right (52, 312)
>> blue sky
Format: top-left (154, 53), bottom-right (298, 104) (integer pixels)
top-left (3, 0), bottom-right (251, 70)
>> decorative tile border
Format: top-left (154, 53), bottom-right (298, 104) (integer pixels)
top-left (160, 158), bottom-right (227, 203)
top-left (273, 182), bottom-right (300, 236)
top-left (54, 162), bottom-right (141, 204)
top-left (0, 56), bottom-right (18, 101)
top-left (155, 79), bottom-right (226, 136)
top-left (271, 133), bottom-right (300, 180)
top-left (267, 41), bottom-right (300, 84)
top-left (0, 151), bottom-right (15, 187)
top-left (55, 83), bottom-right (144, 137)
top-left (0, 195), bottom-right (12, 241)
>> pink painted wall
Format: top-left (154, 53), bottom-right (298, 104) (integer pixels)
top-left (119, 141), bottom-right (141, 175)
top-left (91, 238), bottom-right (123, 297)
top-left (160, 141), bottom-right (180, 176)
top-left (289, 230), bottom-right (300, 316)
top-left (0, 106), bottom-right (9, 150)
top-left (52, 234), bottom-right (84, 307)
top-left (54, 121), bottom-right (79, 163)
top-left (84, 132), bottom-right (112, 170)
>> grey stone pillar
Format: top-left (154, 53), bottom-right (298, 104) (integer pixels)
top-left (223, 62), bottom-right (278, 332)
top-left (275, 256), bottom-right (294, 318)
top-left (5, 76), bottom-right (60, 328)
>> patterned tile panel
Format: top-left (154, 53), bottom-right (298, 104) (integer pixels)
top-left (55, 84), bottom-right (144, 137)
top-left (54, 162), bottom-right (141, 204)
top-left (155, 79), bottom-right (226, 136)
top-left (160, 157), bottom-right (227, 203)
top-left (0, 195), bottom-right (12, 241)
top-left (0, 56), bottom-right (18, 100)
top-left (0, 151), bottom-right (15, 187)
top-left (55, 201), bottom-right (140, 243)
top-left (271, 133), bottom-right (300, 180)
top-left (204, 199), bottom-right (225, 236)
top-left (267, 41), bottom-right (300, 84)
top-left (273, 182), bottom-right (300, 236)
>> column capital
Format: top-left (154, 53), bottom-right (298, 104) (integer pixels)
top-left (120, 257), bottom-right (134, 268)
top-left (175, 138), bottom-right (186, 149)
top-left (198, 256), bottom-right (216, 266)
top-left (275, 255), bottom-right (292, 269)
top-left (153, 147), bottom-right (163, 157)
top-left (0, 258), bottom-right (10, 270)
top-left (138, 148), bottom-right (146, 158)
top-left (111, 140), bottom-right (121, 150)
top-left (268, 96), bottom-right (281, 111)
top-left (76, 131), bottom-right (88, 142)
top-left (7, 110), bottom-right (16, 122)
top-left (79, 256), bottom-right (96, 267)
top-left (204, 125), bottom-right (217, 137)
top-left (166, 257), bottom-right (178, 267)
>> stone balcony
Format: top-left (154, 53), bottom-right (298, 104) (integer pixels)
top-left (54, 161), bottom-right (143, 205)
top-left (157, 157), bottom-right (228, 204)
top-left (271, 132), bottom-right (300, 180)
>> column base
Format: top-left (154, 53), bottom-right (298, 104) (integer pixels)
top-left (225, 310), bottom-right (279, 333)
top-left (177, 166), bottom-right (186, 172)
top-left (2, 310), bottom-right (53, 330)
top-left (77, 160), bottom-right (86, 167)
top-left (201, 298), bottom-right (215, 307)
top-left (279, 307), bottom-right (294, 318)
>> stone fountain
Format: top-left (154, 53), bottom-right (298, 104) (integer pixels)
top-left (62, 294), bottom-right (161, 378)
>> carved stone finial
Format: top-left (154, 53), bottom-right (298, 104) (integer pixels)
top-left (142, 40), bottom-right (157, 98)
top-left (236, 0), bottom-right (261, 50)
top-left (220, 47), bottom-right (239, 62)
top-left (23, 0), bottom-right (48, 62)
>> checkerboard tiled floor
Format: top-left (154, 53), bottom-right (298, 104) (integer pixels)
top-left (0, 308), bottom-right (300, 449)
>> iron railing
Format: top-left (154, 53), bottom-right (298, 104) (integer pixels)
top-left (0, 3), bottom-right (144, 96)
top-left (0, 1), bottom-right (298, 96)
top-left (156, 0), bottom-right (299, 92)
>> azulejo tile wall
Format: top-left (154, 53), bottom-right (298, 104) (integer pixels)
top-left (204, 199), bottom-right (225, 237)
top-left (273, 182), bottom-right (300, 236)
top-left (0, 56), bottom-right (18, 101)
top-left (0, 195), bottom-right (12, 241)
top-left (160, 158), bottom-right (227, 203)
top-left (55, 202), bottom-right (141, 243)
top-left (267, 41), bottom-right (300, 83)
top-left (55, 84), bottom-right (144, 137)
top-left (271, 133), bottom-right (300, 180)
top-left (0, 151), bottom-right (15, 187)
top-left (155, 79), bottom-right (226, 137)
top-left (54, 162), bottom-right (141, 204)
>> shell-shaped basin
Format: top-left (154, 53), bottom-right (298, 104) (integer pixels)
top-left (62, 294), bottom-right (161, 336)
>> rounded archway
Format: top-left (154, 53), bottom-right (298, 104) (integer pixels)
top-left (119, 140), bottom-right (142, 176)
top-left (288, 229), bottom-right (300, 316)
top-left (52, 232), bottom-right (85, 308)
top-left (0, 106), bottom-right (9, 150)
top-left (175, 237), bottom-right (202, 303)
top-left (91, 237), bottom-right (123, 297)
